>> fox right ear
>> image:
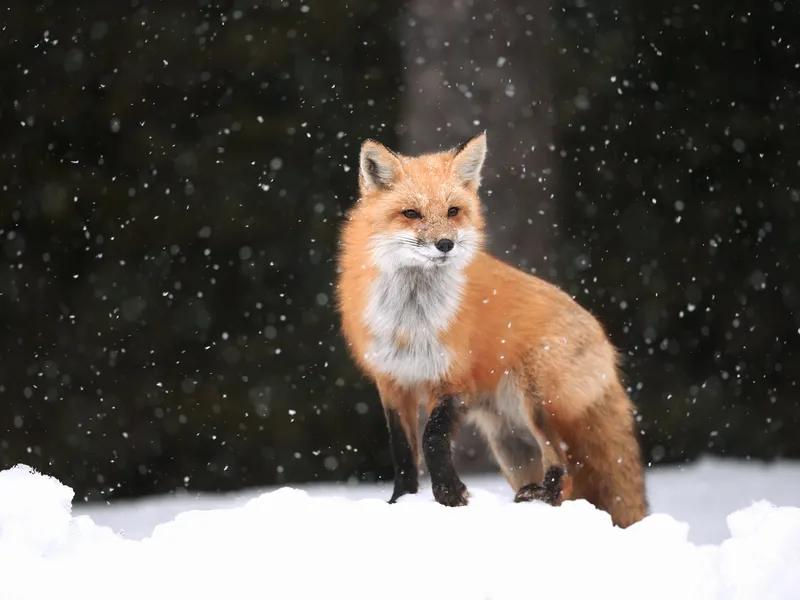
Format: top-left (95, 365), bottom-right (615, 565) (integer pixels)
top-left (359, 140), bottom-right (402, 192)
top-left (451, 131), bottom-right (487, 190)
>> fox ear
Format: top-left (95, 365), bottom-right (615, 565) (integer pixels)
top-left (359, 140), bottom-right (402, 193)
top-left (451, 132), bottom-right (487, 189)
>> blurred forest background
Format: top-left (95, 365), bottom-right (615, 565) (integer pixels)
top-left (1, 0), bottom-right (799, 503)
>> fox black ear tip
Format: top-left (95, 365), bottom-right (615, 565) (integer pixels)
top-left (471, 130), bottom-right (487, 145)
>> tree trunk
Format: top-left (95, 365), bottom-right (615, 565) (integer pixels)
top-left (398, 0), bottom-right (560, 474)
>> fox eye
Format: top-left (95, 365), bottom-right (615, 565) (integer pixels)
top-left (402, 209), bottom-right (421, 219)
top-left (447, 207), bottom-right (460, 217)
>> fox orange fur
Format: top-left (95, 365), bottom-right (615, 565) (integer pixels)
top-left (335, 132), bottom-right (648, 528)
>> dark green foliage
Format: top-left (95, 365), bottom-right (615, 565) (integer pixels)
top-left (0, 0), bottom-right (405, 501)
top-left (551, 0), bottom-right (800, 464)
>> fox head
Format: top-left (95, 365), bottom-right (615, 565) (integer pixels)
top-left (355, 133), bottom-right (488, 272)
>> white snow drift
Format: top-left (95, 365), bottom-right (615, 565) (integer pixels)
top-left (1, 463), bottom-right (799, 600)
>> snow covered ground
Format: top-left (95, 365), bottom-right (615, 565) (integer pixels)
top-left (1, 458), bottom-right (799, 600)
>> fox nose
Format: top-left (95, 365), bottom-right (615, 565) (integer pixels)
top-left (435, 238), bottom-right (455, 253)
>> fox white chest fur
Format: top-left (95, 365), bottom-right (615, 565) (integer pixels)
top-left (363, 266), bottom-right (464, 386)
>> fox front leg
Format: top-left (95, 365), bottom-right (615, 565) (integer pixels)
top-left (423, 395), bottom-right (468, 507)
top-left (377, 379), bottom-right (420, 503)
top-left (385, 407), bottom-right (419, 503)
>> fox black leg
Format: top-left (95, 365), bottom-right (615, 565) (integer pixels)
top-left (423, 395), bottom-right (468, 507)
top-left (386, 408), bottom-right (419, 503)
top-left (514, 465), bottom-right (567, 506)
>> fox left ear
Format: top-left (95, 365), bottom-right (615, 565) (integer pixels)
top-left (451, 131), bottom-right (487, 189)
top-left (359, 139), bottom-right (403, 193)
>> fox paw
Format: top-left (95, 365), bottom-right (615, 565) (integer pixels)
top-left (514, 466), bottom-right (567, 506)
top-left (433, 478), bottom-right (469, 507)
top-left (388, 477), bottom-right (419, 504)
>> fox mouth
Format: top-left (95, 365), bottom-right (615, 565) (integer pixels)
top-left (422, 254), bottom-right (451, 266)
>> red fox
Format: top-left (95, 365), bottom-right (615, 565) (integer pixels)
top-left (335, 132), bottom-right (648, 528)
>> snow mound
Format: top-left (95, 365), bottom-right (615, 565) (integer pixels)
top-left (1, 464), bottom-right (799, 600)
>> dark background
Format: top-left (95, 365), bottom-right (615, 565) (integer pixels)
top-left (1, 0), bottom-right (798, 503)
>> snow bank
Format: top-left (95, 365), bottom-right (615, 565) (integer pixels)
top-left (1, 464), bottom-right (799, 600)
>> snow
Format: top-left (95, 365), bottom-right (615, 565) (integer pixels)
top-left (1, 460), bottom-right (799, 600)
